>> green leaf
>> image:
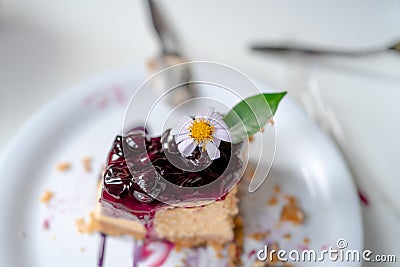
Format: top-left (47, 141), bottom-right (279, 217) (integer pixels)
top-left (223, 92), bottom-right (287, 143)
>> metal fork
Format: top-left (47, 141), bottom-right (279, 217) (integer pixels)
top-left (146, 0), bottom-right (197, 106)
top-left (251, 40), bottom-right (400, 56)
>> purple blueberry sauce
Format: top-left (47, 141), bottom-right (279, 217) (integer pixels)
top-left (101, 127), bottom-right (243, 219)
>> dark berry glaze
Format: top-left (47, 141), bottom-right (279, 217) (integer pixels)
top-left (101, 127), bottom-right (243, 219)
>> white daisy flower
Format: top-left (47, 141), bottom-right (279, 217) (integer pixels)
top-left (170, 107), bottom-right (231, 160)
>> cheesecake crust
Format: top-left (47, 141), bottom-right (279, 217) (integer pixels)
top-left (87, 186), bottom-right (238, 247)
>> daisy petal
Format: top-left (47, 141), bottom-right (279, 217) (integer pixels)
top-left (213, 127), bottom-right (231, 142)
top-left (174, 132), bottom-right (189, 144)
top-left (213, 119), bottom-right (229, 129)
top-left (213, 138), bottom-right (221, 147)
top-left (177, 138), bottom-right (196, 157)
top-left (171, 116), bottom-right (192, 135)
top-left (198, 107), bottom-right (215, 119)
top-left (206, 141), bottom-right (220, 160)
top-left (210, 112), bottom-right (223, 121)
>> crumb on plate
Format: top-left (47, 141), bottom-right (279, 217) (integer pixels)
top-left (283, 233), bottom-right (291, 240)
top-left (273, 185), bottom-right (281, 193)
top-left (75, 217), bottom-right (88, 234)
top-left (174, 244), bottom-right (183, 252)
top-left (248, 230), bottom-right (271, 241)
top-left (82, 157), bottom-right (92, 172)
top-left (40, 190), bottom-right (54, 204)
top-left (253, 259), bottom-right (266, 267)
top-left (280, 195), bottom-right (305, 225)
top-left (284, 195), bottom-right (298, 206)
top-left (56, 162), bottom-right (71, 172)
top-left (268, 196), bottom-right (278, 206)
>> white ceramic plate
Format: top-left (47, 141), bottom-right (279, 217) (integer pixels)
top-left (0, 67), bottom-right (362, 267)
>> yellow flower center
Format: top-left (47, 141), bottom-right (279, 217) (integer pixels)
top-left (188, 118), bottom-right (215, 143)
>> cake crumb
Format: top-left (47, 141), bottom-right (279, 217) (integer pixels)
top-left (303, 237), bottom-right (310, 244)
top-left (268, 196), bottom-right (278, 206)
top-left (284, 195), bottom-right (298, 206)
top-left (253, 260), bottom-right (266, 267)
top-left (40, 190), bottom-right (54, 204)
top-left (280, 195), bottom-right (304, 225)
top-left (273, 185), bottom-right (281, 193)
top-left (248, 230), bottom-right (270, 241)
top-left (56, 162), bottom-right (71, 172)
top-left (75, 217), bottom-right (88, 234)
top-left (80, 247), bottom-right (86, 252)
top-left (82, 157), bottom-right (92, 172)
top-left (248, 135), bottom-right (254, 142)
top-left (267, 117), bottom-right (275, 126)
top-left (75, 212), bottom-right (100, 234)
top-left (283, 233), bottom-right (291, 240)
top-left (260, 127), bottom-right (265, 133)
top-left (209, 241), bottom-right (224, 258)
top-left (174, 244), bottom-right (183, 252)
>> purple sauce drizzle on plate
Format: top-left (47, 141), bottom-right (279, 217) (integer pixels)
top-left (97, 233), bottom-right (107, 267)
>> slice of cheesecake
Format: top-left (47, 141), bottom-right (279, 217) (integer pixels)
top-left (86, 127), bottom-right (244, 247)
top-left (80, 92), bottom-right (287, 252)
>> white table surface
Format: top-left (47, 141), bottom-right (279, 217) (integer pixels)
top-left (1, 1), bottom-right (399, 266)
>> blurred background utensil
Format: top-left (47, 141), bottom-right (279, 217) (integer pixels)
top-left (250, 41), bottom-right (400, 222)
top-left (251, 39), bottom-right (400, 56)
top-left (389, 41), bottom-right (400, 52)
top-left (146, 0), bottom-right (197, 105)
